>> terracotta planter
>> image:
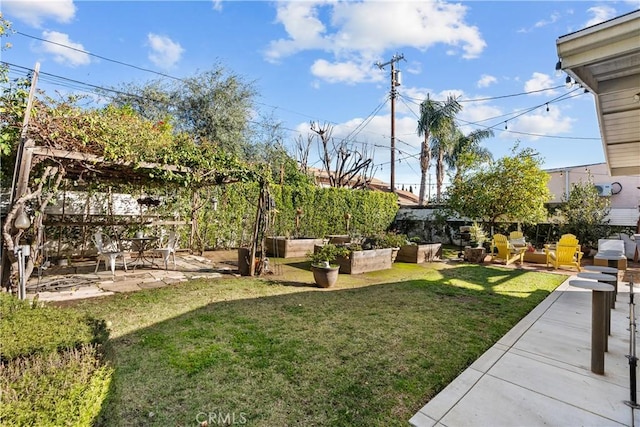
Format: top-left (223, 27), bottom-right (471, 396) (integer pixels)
top-left (311, 265), bottom-right (340, 288)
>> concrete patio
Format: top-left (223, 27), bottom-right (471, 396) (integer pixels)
top-left (410, 264), bottom-right (640, 427)
top-left (25, 250), bottom-right (239, 303)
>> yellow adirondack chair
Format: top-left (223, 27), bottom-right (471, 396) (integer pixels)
top-left (491, 234), bottom-right (525, 265)
top-left (545, 235), bottom-right (583, 272)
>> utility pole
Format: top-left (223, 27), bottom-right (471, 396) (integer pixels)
top-left (376, 53), bottom-right (404, 193)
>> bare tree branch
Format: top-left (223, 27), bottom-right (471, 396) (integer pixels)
top-left (310, 121), bottom-right (374, 189)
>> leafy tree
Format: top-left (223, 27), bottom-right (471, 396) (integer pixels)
top-left (557, 176), bottom-right (611, 247)
top-left (416, 95), bottom-right (461, 205)
top-left (445, 146), bottom-right (551, 231)
top-left (0, 12), bottom-right (12, 81)
top-left (0, 12), bottom-right (18, 161)
top-left (244, 109), bottom-right (313, 186)
top-left (444, 128), bottom-right (494, 182)
top-left (108, 65), bottom-right (256, 159)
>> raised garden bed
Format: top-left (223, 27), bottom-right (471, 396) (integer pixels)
top-left (327, 235), bottom-right (351, 245)
top-left (266, 237), bottom-right (324, 258)
top-left (335, 248), bottom-right (393, 275)
top-left (396, 243), bottom-right (442, 263)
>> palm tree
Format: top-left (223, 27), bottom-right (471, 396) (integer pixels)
top-left (416, 95), bottom-right (461, 205)
top-left (445, 128), bottom-right (494, 182)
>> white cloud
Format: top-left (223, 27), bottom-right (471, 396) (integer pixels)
top-left (584, 5), bottom-right (617, 28)
top-left (502, 108), bottom-right (574, 141)
top-left (265, 1), bottom-right (486, 84)
top-left (147, 33), bottom-right (184, 69)
top-left (212, 0), bottom-right (223, 12)
top-left (457, 102), bottom-right (503, 134)
top-left (524, 72), bottom-right (558, 95)
top-left (3, 0), bottom-right (76, 28)
top-left (40, 31), bottom-right (90, 66)
top-left (477, 74), bottom-right (497, 88)
top-left (518, 11), bottom-right (562, 33)
top-left (535, 11), bottom-right (561, 28)
top-left (311, 57), bottom-right (384, 85)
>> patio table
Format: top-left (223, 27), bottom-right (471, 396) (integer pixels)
top-left (128, 236), bottom-right (159, 270)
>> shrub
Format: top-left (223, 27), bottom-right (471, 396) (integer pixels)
top-left (0, 345), bottom-right (113, 426)
top-left (0, 293), bottom-right (112, 426)
top-left (362, 231), bottom-right (408, 249)
top-left (0, 293), bottom-right (108, 361)
top-left (307, 243), bottom-right (350, 266)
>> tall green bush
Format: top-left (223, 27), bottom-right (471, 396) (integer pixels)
top-left (195, 184), bottom-right (399, 249)
top-left (557, 177), bottom-right (611, 247)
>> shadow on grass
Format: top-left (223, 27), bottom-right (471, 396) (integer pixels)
top-left (281, 260), bottom-right (311, 272)
top-left (89, 264), bottom-right (563, 426)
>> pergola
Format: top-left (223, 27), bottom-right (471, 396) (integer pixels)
top-left (556, 9), bottom-right (640, 176)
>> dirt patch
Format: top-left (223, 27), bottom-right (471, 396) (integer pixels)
top-left (200, 250), bottom-right (239, 265)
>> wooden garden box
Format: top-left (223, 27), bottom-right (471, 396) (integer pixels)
top-left (396, 243), bottom-right (442, 263)
top-left (266, 237), bottom-right (324, 258)
top-left (335, 248), bottom-right (393, 275)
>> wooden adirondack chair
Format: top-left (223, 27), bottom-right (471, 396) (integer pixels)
top-left (545, 235), bottom-right (583, 272)
top-left (491, 234), bottom-right (525, 266)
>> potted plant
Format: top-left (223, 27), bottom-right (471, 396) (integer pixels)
top-left (467, 221), bottom-right (487, 248)
top-left (307, 244), bottom-right (349, 288)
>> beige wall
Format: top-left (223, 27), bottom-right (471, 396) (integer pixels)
top-left (547, 163), bottom-right (640, 209)
top-left (546, 163), bottom-right (640, 227)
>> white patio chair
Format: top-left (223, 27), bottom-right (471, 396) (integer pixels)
top-left (93, 231), bottom-right (127, 275)
top-left (152, 231), bottom-right (178, 270)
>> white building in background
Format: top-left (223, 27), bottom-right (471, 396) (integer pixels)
top-left (546, 162), bottom-right (640, 227)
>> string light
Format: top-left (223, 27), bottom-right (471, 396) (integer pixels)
top-left (565, 75), bottom-right (573, 88)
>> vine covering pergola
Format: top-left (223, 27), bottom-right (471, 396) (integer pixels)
top-left (1, 77), bottom-right (268, 293)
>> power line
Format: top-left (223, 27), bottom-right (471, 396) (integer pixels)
top-left (7, 31), bottom-right (603, 179)
top-left (15, 31), bottom-right (183, 82)
top-left (401, 84), bottom-right (566, 104)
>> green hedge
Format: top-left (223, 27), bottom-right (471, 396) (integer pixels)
top-left (0, 294), bottom-right (112, 426)
top-left (196, 184), bottom-right (399, 249)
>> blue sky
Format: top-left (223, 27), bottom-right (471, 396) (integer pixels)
top-left (2, 0), bottom-right (640, 194)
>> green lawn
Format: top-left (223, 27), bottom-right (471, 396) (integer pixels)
top-left (66, 259), bottom-right (566, 426)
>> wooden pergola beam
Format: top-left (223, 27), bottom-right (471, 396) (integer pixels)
top-left (30, 145), bottom-right (189, 173)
